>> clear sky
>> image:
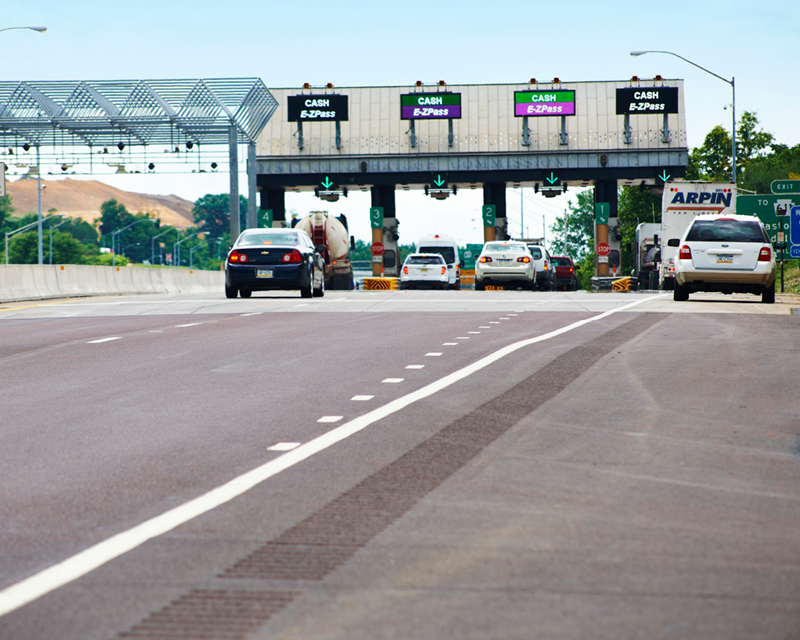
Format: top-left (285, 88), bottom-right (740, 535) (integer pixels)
top-left (3, 0), bottom-right (799, 246)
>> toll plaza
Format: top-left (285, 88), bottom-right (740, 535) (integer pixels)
top-left (255, 79), bottom-right (688, 276)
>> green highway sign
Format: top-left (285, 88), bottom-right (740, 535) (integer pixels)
top-left (595, 202), bottom-right (610, 225)
top-left (771, 180), bottom-right (800, 195)
top-left (369, 206), bottom-right (384, 230)
top-left (737, 194), bottom-right (800, 244)
top-left (482, 205), bottom-right (496, 227)
top-left (258, 209), bottom-right (273, 228)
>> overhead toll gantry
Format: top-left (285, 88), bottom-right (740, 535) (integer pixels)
top-left (0, 78), bottom-right (278, 245)
top-left (256, 78), bottom-right (687, 276)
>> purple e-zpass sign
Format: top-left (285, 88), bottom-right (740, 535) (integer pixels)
top-left (514, 90), bottom-right (576, 117)
top-left (400, 92), bottom-right (461, 119)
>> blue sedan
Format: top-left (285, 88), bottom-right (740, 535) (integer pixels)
top-left (225, 228), bottom-right (326, 298)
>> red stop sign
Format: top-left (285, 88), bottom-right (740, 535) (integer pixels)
top-left (370, 242), bottom-right (385, 256)
top-left (596, 242), bottom-right (611, 257)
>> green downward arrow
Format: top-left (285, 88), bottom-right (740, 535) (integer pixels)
top-left (321, 176), bottom-right (333, 189)
top-left (546, 172), bottom-right (558, 185)
top-left (434, 175), bottom-right (445, 187)
top-left (658, 170), bottom-right (671, 183)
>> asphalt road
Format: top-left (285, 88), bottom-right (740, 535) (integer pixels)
top-left (0, 290), bottom-right (798, 639)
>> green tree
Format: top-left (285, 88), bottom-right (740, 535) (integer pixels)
top-left (740, 143), bottom-right (800, 194)
top-left (548, 189), bottom-right (594, 260)
top-left (686, 111), bottom-right (774, 183)
top-left (0, 194), bottom-right (14, 233)
top-left (46, 230), bottom-right (91, 264)
top-left (193, 193), bottom-right (247, 239)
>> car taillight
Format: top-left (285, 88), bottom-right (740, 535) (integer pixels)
top-left (403, 266), bottom-right (408, 275)
top-left (543, 261), bottom-right (548, 270)
top-left (228, 250), bottom-right (247, 263)
top-left (441, 266), bottom-right (446, 275)
top-left (679, 245), bottom-right (692, 259)
top-left (517, 256), bottom-right (530, 263)
top-left (758, 247), bottom-right (771, 262)
top-left (282, 250), bottom-right (302, 263)
top-left (569, 267), bottom-right (574, 273)
top-left (479, 256), bottom-right (492, 263)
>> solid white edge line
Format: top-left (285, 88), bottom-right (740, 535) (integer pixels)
top-left (0, 294), bottom-right (664, 618)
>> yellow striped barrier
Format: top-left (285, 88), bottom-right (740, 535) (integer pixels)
top-left (612, 276), bottom-right (632, 291)
top-left (363, 277), bottom-right (399, 290)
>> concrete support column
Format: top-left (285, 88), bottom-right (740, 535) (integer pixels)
top-left (594, 180), bottom-right (617, 277)
top-left (260, 188), bottom-right (286, 228)
top-left (371, 185), bottom-right (397, 277)
top-left (483, 182), bottom-right (507, 243)
top-left (228, 124), bottom-right (240, 240)
top-left (246, 142), bottom-right (257, 230)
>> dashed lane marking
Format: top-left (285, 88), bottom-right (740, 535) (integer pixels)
top-left (351, 395), bottom-right (375, 402)
top-left (0, 295), bottom-right (663, 619)
top-left (405, 365), bottom-right (425, 370)
top-left (175, 323), bottom-right (202, 328)
top-left (442, 343), bottom-right (458, 346)
top-left (382, 378), bottom-right (404, 384)
top-left (86, 337), bottom-right (122, 344)
top-left (425, 352), bottom-right (443, 357)
top-left (268, 443), bottom-right (301, 452)
top-left (317, 416), bottom-right (343, 423)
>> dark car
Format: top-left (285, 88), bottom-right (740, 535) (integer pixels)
top-left (225, 228), bottom-right (325, 298)
top-left (551, 256), bottom-right (578, 290)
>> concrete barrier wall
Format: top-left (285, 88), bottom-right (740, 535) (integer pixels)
top-left (0, 264), bottom-right (224, 303)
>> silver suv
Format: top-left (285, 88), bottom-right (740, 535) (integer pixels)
top-left (525, 244), bottom-right (556, 291)
top-left (672, 214), bottom-right (776, 303)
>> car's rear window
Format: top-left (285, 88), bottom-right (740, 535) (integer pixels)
top-left (484, 243), bottom-right (526, 253)
top-left (238, 232), bottom-right (299, 246)
top-left (551, 257), bottom-right (572, 266)
top-left (527, 247), bottom-right (543, 259)
top-left (407, 256), bottom-right (444, 265)
top-left (686, 220), bottom-right (767, 243)
top-left (419, 246), bottom-right (456, 263)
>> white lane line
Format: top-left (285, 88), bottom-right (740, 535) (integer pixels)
top-left (499, 317), bottom-right (510, 320)
top-left (0, 295), bottom-right (663, 619)
top-left (351, 395), bottom-right (374, 402)
top-left (468, 331), bottom-right (481, 335)
top-left (456, 337), bottom-right (470, 340)
top-left (442, 342), bottom-right (458, 346)
top-left (382, 378), bottom-right (404, 384)
top-left (426, 352), bottom-right (443, 357)
top-left (295, 304), bottom-right (310, 307)
top-left (489, 321), bottom-right (500, 324)
top-left (175, 323), bottom-right (202, 328)
top-left (268, 442), bottom-right (301, 451)
top-left (86, 337), bottom-right (121, 344)
top-left (479, 326), bottom-right (491, 329)
top-left (317, 416), bottom-right (343, 423)
top-left (148, 330), bottom-right (163, 333)
top-left (405, 365), bottom-right (425, 370)
top-left (241, 313), bottom-right (263, 317)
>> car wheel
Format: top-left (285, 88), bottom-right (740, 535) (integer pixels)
top-left (313, 269), bottom-right (325, 297)
top-left (239, 287), bottom-right (252, 298)
top-left (673, 282), bottom-right (689, 302)
top-left (762, 281), bottom-right (775, 304)
top-left (301, 270), bottom-right (313, 298)
top-left (475, 279), bottom-right (485, 291)
top-left (225, 284), bottom-right (237, 299)
top-left (529, 278), bottom-right (537, 291)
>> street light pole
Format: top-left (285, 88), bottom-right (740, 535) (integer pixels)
top-left (630, 50), bottom-right (736, 183)
top-left (0, 26), bottom-right (47, 34)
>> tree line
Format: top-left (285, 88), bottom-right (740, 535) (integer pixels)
top-left (0, 191), bottom-right (247, 269)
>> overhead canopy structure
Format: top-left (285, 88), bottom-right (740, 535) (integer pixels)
top-left (0, 78), bottom-right (278, 148)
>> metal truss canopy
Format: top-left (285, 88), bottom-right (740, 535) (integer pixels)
top-left (0, 78), bottom-right (278, 148)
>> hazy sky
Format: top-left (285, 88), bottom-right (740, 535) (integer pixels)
top-left (3, 0), bottom-right (798, 245)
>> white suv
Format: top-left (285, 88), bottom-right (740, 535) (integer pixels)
top-left (672, 214), bottom-right (776, 303)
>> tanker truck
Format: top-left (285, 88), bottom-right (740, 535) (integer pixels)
top-left (293, 211), bottom-right (354, 290)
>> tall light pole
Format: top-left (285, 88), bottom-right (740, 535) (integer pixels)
top-left (1, 26), bottom-right (48, 261)
top-left (630, 50), bottom-right (736, 183)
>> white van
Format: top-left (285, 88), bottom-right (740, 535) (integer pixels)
top-left (415, 234), bottom-right (462, 289)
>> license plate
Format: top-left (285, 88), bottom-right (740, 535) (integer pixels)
top-left (256, 268), bottom-right (273, 278)
top-left (499, 258), bottom-right (511, 264)
top-left (420, 268), bottom-right (429, 273)
top-left (716, 255), bottom-right (733, 264)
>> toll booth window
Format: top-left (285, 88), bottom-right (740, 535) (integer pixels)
top-left (383, 249), bottom-right (397, 269)
top-left (609, 250), bottom-right (620, 269)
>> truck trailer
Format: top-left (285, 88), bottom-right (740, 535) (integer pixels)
top-left (293, 211), bottom-right (354, 290)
